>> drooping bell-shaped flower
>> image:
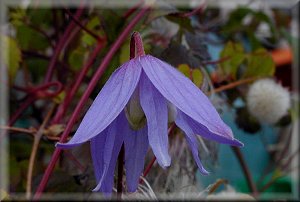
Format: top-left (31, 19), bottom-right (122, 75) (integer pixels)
top-left (56, 32), bottom-right (243, 194)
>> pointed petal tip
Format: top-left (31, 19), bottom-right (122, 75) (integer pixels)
top-left (158, 158), bottom-right (171, 169)
top-left (55, 142), bottom-right (79, 149)
top-left (92, 187), bottom-right (98, 192)
top-left (232, 139), bottom-right (244, 147)
top-left (200, 168), bottom-right (209, 175)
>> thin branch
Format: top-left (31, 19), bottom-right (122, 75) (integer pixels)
top-left (51, 41), bottom-right (104, 124)
top-left (201, 56), bottom-right (231, 65)
top-left (64, 8), bottom-right (102, 41)
top-left (26, 103), bottom-right (56, 199)
top-left (9, 96), bottom-right (36, 126)
top-left (44, 7), bottom-right (84, 83)
top-left (0, 125), bottom-right (36, 135)
top-left (64, 150), bottom-right (86, 173)
top-left (209, 77), bottom-right (257, 95)
top-left (231, 147), bottom-right (258, 197)
top-left (208, 179), bottom-right (228, 194)
top-left (34, 7), bottom-right (150, 199)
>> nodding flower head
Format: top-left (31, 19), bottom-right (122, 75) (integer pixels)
top-left (56, 32), bottom-right (243, 194)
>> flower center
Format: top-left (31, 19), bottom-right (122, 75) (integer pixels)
top-left (125, 88), bottom-right (146, 130)
top-left (167, 102), bottom-right (177, 123)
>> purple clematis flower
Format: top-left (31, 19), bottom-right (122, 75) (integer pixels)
top-left (56, 38), bottom-right (243, 194)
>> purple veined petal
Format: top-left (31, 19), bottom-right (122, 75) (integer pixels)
top-left (139, 71), bottom-right (171, 168)
top-left (177, 110), bottom-right (243, 147)
top-left (90, 130), bottom-right (106, 183)
top-left (56, 59), bottom-right (142, 149)
top-left (124, 126), bottom-right (149, 192)
top-left (175, 111), bottom-right (209, 175)
top-left (139, 55), bottom-right (237, 143)
top-left (91, 112), bottom-right (126, 194)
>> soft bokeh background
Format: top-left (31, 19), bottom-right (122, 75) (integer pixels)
top-left (1, 0), bottom-right (299, 200)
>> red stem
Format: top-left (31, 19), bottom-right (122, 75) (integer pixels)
top-left (33, 7), bottom-right (150, 199)
top-left (130, 31), bottom-right (145, 58)
top-left (64, 8), bottom-right (103, 41)
top-left (9, 96), bottom-right (36, 126)
top-left (44, 7), bottom-right (84, 83)
top-left (51, 42), bottom-right (104, 124)
top-left (231, 146), bottom-right (258, 197)
top-left (123, 1), bottom-right (144, 19)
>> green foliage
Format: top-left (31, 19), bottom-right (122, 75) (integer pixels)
top-left (219, 41), bottom-right (245, 79)
top-left (9, 8), bottom-right (26, 26)
top-left (243, 48), bottom-right (275, 78)
top-left (81, 16), bottom-right (104, 46)
top-left (222, 7), bottom-right (277, 50)
top-left (166, 15), bottom-right (194, 33)
top-left (27, 9), bottom-right (52, 28)
top-left (178, 64), bottom-right (204, 87)
top-left (1, 35), bottom-right (22, 82)
top-left (192, 69), bottom-right (204, 88)
top-left (68, 45), bottom-right (87, 71)
top-left (16, 25), bottom-right (49, 50)
top-left (219, 42), bottom-right (275, 80)
top-left (27, 58), bottom-right (48, 82)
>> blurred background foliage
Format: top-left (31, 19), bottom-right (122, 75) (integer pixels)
top-left (1, 0), bottom-right (298, 200)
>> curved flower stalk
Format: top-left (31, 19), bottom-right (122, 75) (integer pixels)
top-left (56, 32), bottom-right (243, 194)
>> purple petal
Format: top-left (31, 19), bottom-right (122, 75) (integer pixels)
top-left (91, 112), bottom-right (126, 194)
top-left (57, 60), bottom-right (142, 148)
top-left (139, 55), bottom-right (239, 144)
top-left (177, 110), bottom-right (243, 147)
top-left (175, 111), bottom-right (209, 175)
top-left (124, 126), bottom-right (148, 192)
top-left (139, 72), bottom-right (171, 168)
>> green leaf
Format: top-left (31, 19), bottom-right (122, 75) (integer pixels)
top-left (178, 64), bottom-right (203, 87)
top-left (68, 45), bottom-right (87, 71)
top-left (166, 15), bottom-right (194, 33)
top-left (9, 8), bottom-right (26, 26)
top-left (0, 189), bottom-right (10, 200)
top-left (177, 64), bottom-right (190, 77)
top-left (9, 156), bottom-right (22, 188)
top-left (1, 35), bottom-right (22, 82)
top-left (81, 16), bottom-right (104, 46)
top-left (192, 69), bottom-right (203, 87)
top-left (243, 48), bottom-right (275, 78)
top-left (27, 58), bottom-right (48, 82)
top-left (119, 41), bottom-right (130, 64)
top-left (16, 25), bottom-right (49, 50)
top-left (27, 8), bottom-right (52, 28)
top-left (219, 41), bottom-right (245, 79)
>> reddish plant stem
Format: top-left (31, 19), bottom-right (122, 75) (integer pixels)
top-left (64, 8), bottom-right (102, 41)
top-left (231, 146), bottom-right (258, 197)
top-left (130, 31), bottom-right (145, 58)
top-left (33, 7), bottom-right (150, 199)
top-left (116, 30), bottom-right (145, 196)
top-left (51, 42), bottom-right (104, 124)
top-left (9, 96), bottom-right (36, 126)
top-left (180, 2), bottom-right (206, 17)
top-left (64, 150), bottom-right (86, 173)
top-left (117, 145), bottom-right (125, 198)
top-left (201, 56), bottom-right (231, 65)
top-left (44, 7), bottom-right (84, 83)
top-left (9, 82), bottom-right (63, 126)
top-left (123, 1), bottom-right (144, 19)
top-left (141, 123), bottom-right (176, 183)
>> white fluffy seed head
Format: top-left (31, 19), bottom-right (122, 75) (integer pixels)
top-left (246, 78), bottom-right (291, 125)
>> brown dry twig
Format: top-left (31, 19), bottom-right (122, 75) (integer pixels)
top-left (26, 103), bottom-right (56, 199)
